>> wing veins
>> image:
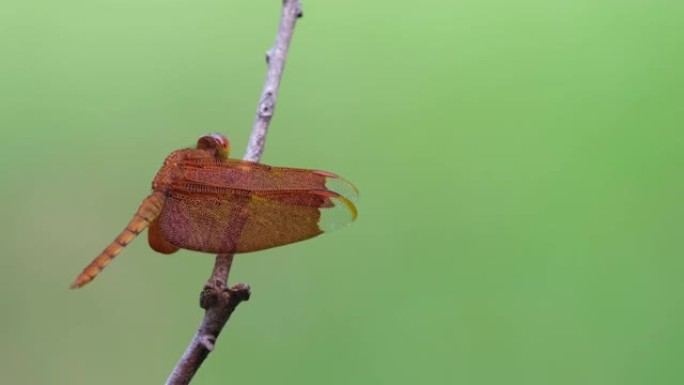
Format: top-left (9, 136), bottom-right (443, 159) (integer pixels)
top-left (170, 182), bottom-right (342, 198)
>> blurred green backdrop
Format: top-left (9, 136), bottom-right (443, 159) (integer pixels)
top-left (1, 0), bottom-right (684, 384)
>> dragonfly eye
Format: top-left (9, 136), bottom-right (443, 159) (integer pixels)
top-left (197, 134), bottom-right (230, 158)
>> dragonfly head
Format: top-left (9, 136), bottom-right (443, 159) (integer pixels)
top-left (197, 133), bottom-right (230, 158)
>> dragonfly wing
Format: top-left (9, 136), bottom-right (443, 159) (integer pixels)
top-left (157, 184), bottom-right (356, 254)
top-left (181, 158), bottom-right (359, 202)
top-left (148, 218), bottom-right (180, 254)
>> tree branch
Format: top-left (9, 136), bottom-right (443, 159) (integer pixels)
top-left (165, 1), bottom-right (303, 384)
top-left (244, 0), bottom-right (303, 162)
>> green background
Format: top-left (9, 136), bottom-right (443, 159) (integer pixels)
top-left (1, 0), bottom-right (683, 384)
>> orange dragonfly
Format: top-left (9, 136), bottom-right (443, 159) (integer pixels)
top-left (70, 134), bottom-right (358, 288)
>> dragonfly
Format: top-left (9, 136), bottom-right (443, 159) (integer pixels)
top-left (70, 134), bottom-right (358, 288)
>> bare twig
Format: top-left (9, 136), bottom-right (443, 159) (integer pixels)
top-left (244, 0), bottom-right (303, 162)
top-left (165, 1), bottom-right (303, 384)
